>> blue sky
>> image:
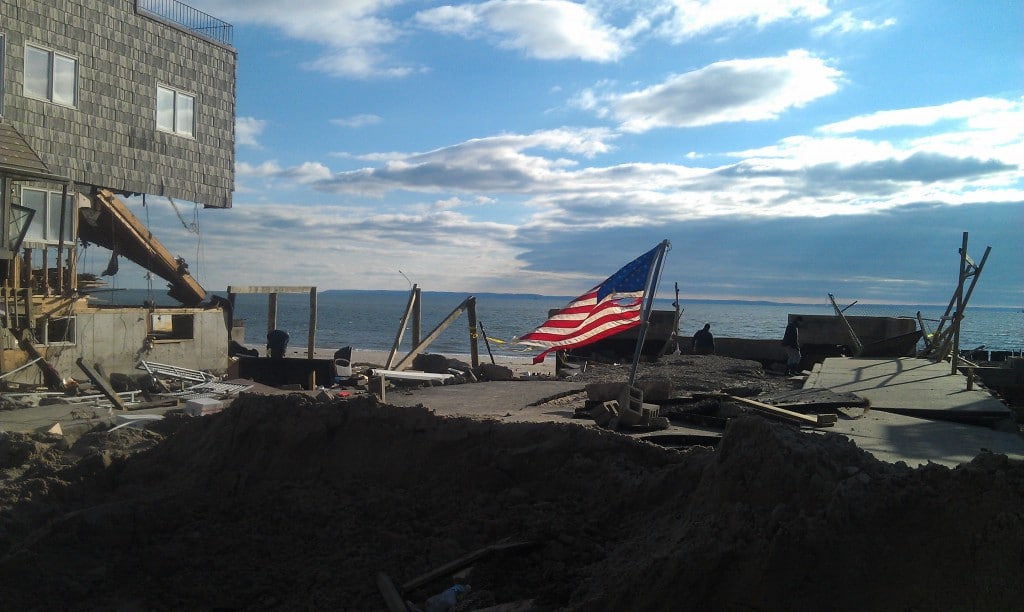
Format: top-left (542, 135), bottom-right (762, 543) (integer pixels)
top-left (89, 0), bottom-right (1023, 306)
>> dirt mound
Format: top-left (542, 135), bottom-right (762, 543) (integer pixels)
top-left (1, 392), bottom-right (1022, 610)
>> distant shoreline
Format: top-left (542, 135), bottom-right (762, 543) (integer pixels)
top-left (95, 287), bottom-right (1018, 310)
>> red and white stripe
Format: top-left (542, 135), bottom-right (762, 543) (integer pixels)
top-left (518, 289), bottom-right (643, 363)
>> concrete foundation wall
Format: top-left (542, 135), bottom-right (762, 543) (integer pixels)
top-left (1, 307), bottom-right (230, 387)
top-left (792, 315), bottom-right (918, 345)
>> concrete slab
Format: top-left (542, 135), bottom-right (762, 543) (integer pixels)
top-left (805, 357), bottom-right (1011, 419)
top-left (383, 380), bottom-right (586, 423)
top-left (804, 357), bottom-right (1024, 467)
top-left (385, 380), bottom-right (721, 443)
top-left (820, 407), bottom-right (1024, 468)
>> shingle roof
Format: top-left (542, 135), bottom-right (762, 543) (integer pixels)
top-left (0, 119), bottom-right (67, 181)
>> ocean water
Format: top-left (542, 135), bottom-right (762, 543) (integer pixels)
top-left (98, 289), bottom-right (1023, 357)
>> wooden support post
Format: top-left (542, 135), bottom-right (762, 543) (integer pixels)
top-left (56, 183), bottom-right (68, 294)
top-left (412, 286), bottom-right (422, 347)
top-left (394, 297), bottom-right (473, 371)
top-left (386, 285), bottom-right (418, 370)
top-left (267, 292), bottom-right (278, 336)
top-left (467, 296), bottom-right (479, 368)
top-left (42, 247), bottom-right (49, 297)
top-left (307, 287), bottom-right (317, 360)
top-left (829, 293), bottom-right (863, 356)
top-left (951, 232), bottom-right (968, 374)
top-left (66, 247), bottom-right (77, 293)
top-left (23, 248), bottom-right (33, 328)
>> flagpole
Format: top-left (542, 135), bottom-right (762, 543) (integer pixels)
top-left (628, 239), bottom-right (669, 386)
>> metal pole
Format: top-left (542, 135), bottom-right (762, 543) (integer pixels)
top-left (628, 240), bottom-right (669, 387)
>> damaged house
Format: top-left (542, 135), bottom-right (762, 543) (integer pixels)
top-left (1, 0), bottom-right (236, 388)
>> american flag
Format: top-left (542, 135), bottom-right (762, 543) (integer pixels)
top-left (518, 244), bottom-right (663, 364)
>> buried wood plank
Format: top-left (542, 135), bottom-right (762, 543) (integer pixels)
top-left (725, 394), bottom-right (837, 427)
top-left (400, 539), bottom-right (536, 592)
top-left (375, 572), bottom-right (407, 612)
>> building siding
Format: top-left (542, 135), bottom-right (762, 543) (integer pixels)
top-left (0, 0), bottom-right (235, 208)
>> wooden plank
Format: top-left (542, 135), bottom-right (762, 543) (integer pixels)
top-left (225, 285), bottom-right (314, 294)
top-left (268, 293), bottom-right (278, 335)
top-left (725, 394), bottom-right (836, 427)
top-left (375, 572), bottom-right (407, 612)
top-left (76, 358), bottom-right (127, 411)
top-left (372, 369), bottom-right (454, 381)
top-left (307, 287), bottom-right (317, 360)
top-left (93, 190), bottom-right (206, 305)
top-left (385, 285), bottom-right (418, 370)
top-left (16, 330), bottom-right (63, 390)
top-left (467, 297), bottom-right (479, 368)
top-left (394, 297), bottom-right (473, 371)
top-left (400, 540), bottom-right (535, 592)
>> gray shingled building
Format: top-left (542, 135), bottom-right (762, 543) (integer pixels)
top-left (0, 0), bottom-right (239, 385)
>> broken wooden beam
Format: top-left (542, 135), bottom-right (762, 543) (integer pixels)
top-left (400, 539), bottom-right (536, 593)
top-left (725, 394), bottom-right (837, 427)
top-left (17, 330), bottom-right (64, 390)
top-left (76, 358), bottom-right (127, 412)
top-left (375, 572), bottom-right (407, 612)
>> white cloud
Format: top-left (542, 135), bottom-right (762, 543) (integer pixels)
top-left (236, 117), bottom-right (267, 148)
top-left (236, 160), bottom-right (284, 177)
top-left (307, 127), bottom-right (618, 196)
top-left (656, 0), bottom-right (830, 42)
top-left (331, 114), bottom-right (383, 128)
top-left (186, 0), bottom-right (414, 78)
top-left (236, 160), bottom-right (332, 183)
top-left (122, 197), bottom-right (528, 293)
top-left (234, 95), bottom-right (1021, 253)
top-left (590, 50), bottom-right (842, 132)
top-left (416, 0), bottom-right (633, 62)
top-left (813, 10), bottom-right (896, 36)
top-left (818, 97), bottom-right (1022, 134)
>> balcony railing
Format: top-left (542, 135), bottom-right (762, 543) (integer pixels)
top-left (136, 0), bottom-right (233, 46)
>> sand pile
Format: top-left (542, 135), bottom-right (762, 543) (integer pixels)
top-left (1, 391), bottom-right (1023, 611)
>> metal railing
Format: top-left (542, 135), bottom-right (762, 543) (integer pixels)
top-left (136, 0), bottom-right (233, 46)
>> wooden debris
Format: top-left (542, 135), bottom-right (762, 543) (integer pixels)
top-left (400, 539), bottom-right (535, 593)
top-left (76, 358), bottom-right (127, 412)
top-left (375, 572), bottom-right (407, 612)
top-left (725, 394), bottom-right (837, 427)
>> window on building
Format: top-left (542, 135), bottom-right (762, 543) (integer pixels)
top-left (21, 188), bottom-right (74, 245)
top-left (151, 313), bottom-right (195, 341)
top-left (35, 316), bottom-right (76, 346)
top-left (24, 44), bottom-right (77, 106)
top-left (157, 85), bottom-right (195, 137)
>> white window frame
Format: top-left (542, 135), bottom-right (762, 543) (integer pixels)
top-left (156, 84), bottom-right (195, 137)
top-left (24, 43), bottom-right (77, 107)
top-left (21, 187), bottom-right (74, 246)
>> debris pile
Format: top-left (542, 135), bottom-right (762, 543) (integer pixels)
top-left (1, 390), bottom-right (1023, 610)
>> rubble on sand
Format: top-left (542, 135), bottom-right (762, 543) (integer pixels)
top-left (1, 389), bottom-right (1023, 610)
